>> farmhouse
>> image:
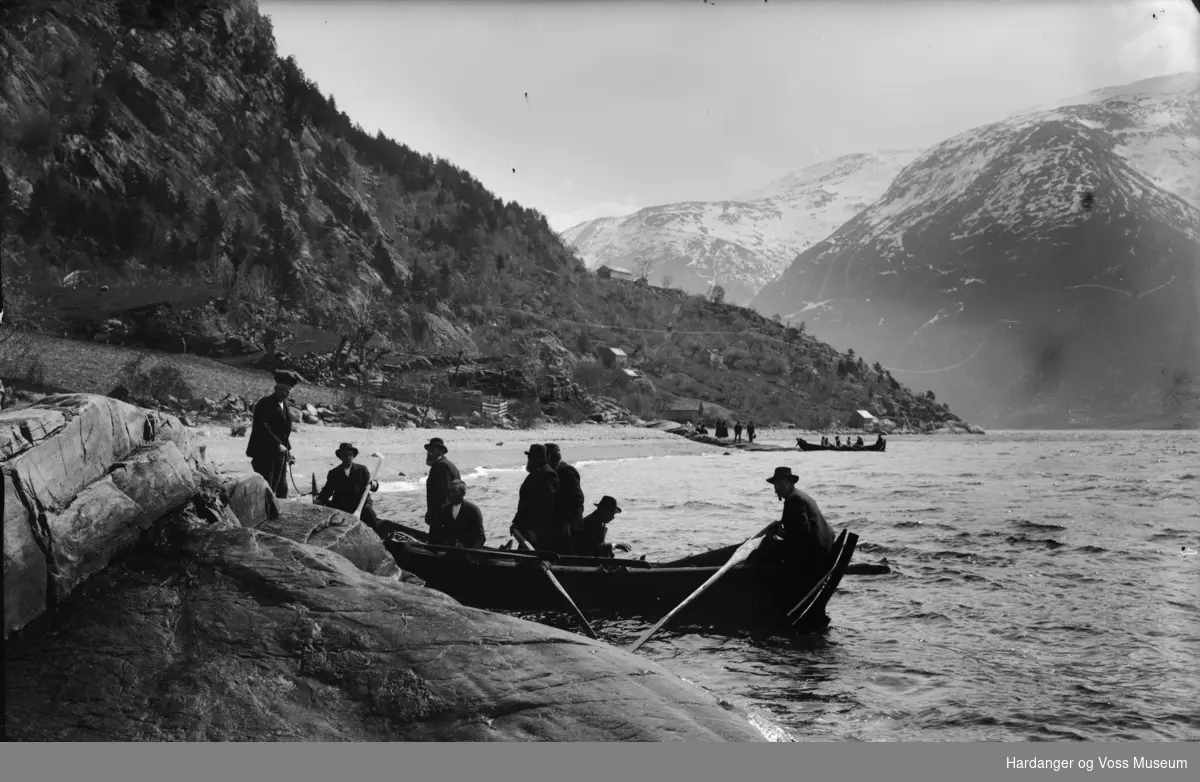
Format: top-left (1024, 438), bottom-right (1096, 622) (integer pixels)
top-left (848, 409), bottom-right (878, 429)
top-left (596, 345), bottom-right (629, 369)
top-left (596, 265), bottom-right (634, 282)
top-left (661, 398), bottom-right (703, 424)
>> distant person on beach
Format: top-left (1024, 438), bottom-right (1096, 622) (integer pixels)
top-left (429, 479), bottom-right (486, 549)
top-left (510, 443), bottom-right (559, 549)
top-left (424, 438), bottom-right (461, 529)
top-left (747, 420), bottom-right (756, 443)
top-left (546, 443), bottom-right (584, 553)
top-left (575, 495), bottom-right (631, 558)
top-left (246, 370), bottom-right (303, 498)
top-left (715, 421), bottom-right (728, 439)
top-left (734, 421), bottom-right (743, 443)
top-left (761, 466), bottom-right (835, 571)
top-left (315, 442), bottom-right (380, 528)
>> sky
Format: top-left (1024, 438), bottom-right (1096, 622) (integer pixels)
top-left (260, 0), bottom-right (1200, 232)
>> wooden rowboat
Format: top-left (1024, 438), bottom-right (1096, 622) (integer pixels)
top-left (382, 523), bottom-right (874, 635)
top-left (797, 439), bottom-right (887, 452)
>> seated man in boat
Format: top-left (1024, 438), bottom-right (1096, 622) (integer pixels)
top-left (574, 495), bottom-right (632, 558)
top-left (875, 433), bottom-right (886, 451)
top-left (510, 443), bottom-right (560, 550)
top-left (429, 479), bottom-right (486, 549)
top-left (834, 436), bottom-right (841, 447)
top-left (759, 466), bottom-right (835, 571)
top-left (315, 442), bottom-right (380, 528)
top-left (854, 436), bottom-right (865, 448)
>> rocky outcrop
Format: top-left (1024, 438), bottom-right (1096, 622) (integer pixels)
top-left (3, 394), bottom-right (201, 638)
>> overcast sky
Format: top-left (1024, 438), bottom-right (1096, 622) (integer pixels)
top-left (260, 0), bottom-right (1199, 232)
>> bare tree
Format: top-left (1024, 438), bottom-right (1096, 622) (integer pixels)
top-left (634, 255), bottom-right (655, 281)
top-left (710, 284), bottom-right (726, 304)
top-left (339, 285), bottom-right (389, 370)
top-left (518, 335), bottom-right (550, 401)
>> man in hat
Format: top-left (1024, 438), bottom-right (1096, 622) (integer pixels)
top-left (423, 437), bottom-right (460, 529)
top-left (316, 442), bottom-right (381, 527)
top-left (545, 443), bottom-right (584, 554)
top-left (509, 443), bottom-right (559, 548)
top-left (246, 370), bottom-right (303, 498)
top-left (762, 466), bottom-right (835, 571)
top-left (429, 479), bottom-right (486, 549)
top-left (575, 495), bottom-right (632, 559)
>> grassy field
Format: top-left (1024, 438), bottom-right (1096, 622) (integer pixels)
top-left (0, 331), bottom-right (352, 408)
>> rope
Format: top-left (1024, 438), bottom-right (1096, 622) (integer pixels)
top-left (288, 459), bottom-right (314, 499)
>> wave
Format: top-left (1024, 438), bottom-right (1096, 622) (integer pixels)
top-left (575, 455), bottom-right (664, 468)
top-left (1011, 520), bottom-right (1067, 531)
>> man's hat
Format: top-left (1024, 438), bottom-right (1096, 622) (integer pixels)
top-left (594, 495), bottom-right (622, 514)
top-left (336, 442), bottom-right (359, 458)
top-left (545, 443), bottom-right (561, 454)
top-left (424, 437), bottom-right (448, 453)
top-left (273, 370), bottom-right (304, 387)
top-left (525, 443), bottom-right (548, 461)
top-left (766, 466), bottom-right (799, 485)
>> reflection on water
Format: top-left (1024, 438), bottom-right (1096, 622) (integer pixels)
top-left (378, 430), bottom-right (1200, 741)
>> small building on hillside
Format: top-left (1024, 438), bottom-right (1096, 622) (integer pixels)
top-left (661, 398), bottom-right (703, 424)
top-left (596, 345), bottom-right (629, 369)
top-left (707, 349), bottom-right (724, 370)
top-left (621, 367), bottom-right (643, 378)
top-left (597, 265), bottom-right (634, 282)
top-left (848, 409), bottom-right (878, 429)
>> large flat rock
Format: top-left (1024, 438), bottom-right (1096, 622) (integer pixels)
top-left (256, 500), bottom-right (398, 578)
top-left (4, 520), bottom-right (771, 742)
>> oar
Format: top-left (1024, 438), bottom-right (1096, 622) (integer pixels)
top-left (511, 529), bottom-right (599, 640)
top-left (352, 452), bottom-right (385, 519)
top-left (628, 520), bottom-right (778, 653)
top-left (311, 473), bottom-right (318, 504)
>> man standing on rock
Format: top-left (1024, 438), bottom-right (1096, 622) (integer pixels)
top-left (546, 443), bottom-right (584, 554)
top-left (760, 466), bottom-right (835, 572)
top-left (246, 370), bottom-right (303, 498)
top-left (423, 438), bottom-right (460, 529)
top-left (316, 442), bottom-right (380, 528)
top-left (510, 443), bottom-right (559, 549)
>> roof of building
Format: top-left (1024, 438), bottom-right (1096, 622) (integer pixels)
top-left (853, 409), bottom-right (877, 419)
top-left (600, 346), bottom-right (628, 356)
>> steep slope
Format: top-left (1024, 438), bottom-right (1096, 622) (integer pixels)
top-left (752, 73), bottom-right (1200, 429)
top-left (559, 151), bottom-right (921, 305)
top-left (0, 0), bottom-right (968, 431)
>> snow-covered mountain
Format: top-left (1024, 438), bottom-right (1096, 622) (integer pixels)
top-left (559, 150), bottom-right (922, 304)
top-left (751, 72), bottom-right (1200, 429)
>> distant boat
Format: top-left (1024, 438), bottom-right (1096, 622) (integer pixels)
top-left (796, 438), bottom-right (887, 452)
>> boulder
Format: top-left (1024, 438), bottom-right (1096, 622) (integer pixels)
top-left (219, 472), bottom-right (279, 530)
top-left (3, 395), bottom-right (202, 637)
top-left (255, 500), bottom-right (396, 578)
top-left (4, 518), bottom-right (775, 741)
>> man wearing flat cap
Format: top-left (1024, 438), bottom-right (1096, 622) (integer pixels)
top-left (763, 466), bottom-right (835, 570)
top-left (545, 443), bottom-right (584, 554)
top-left (316, 442), bottom-right (380, 527)
top-left (423, 437), bottom-right (461, 529)
top-left (246, 370), bottom-right (304, 498)
top-left (510, 443), bottom-right (559, 548)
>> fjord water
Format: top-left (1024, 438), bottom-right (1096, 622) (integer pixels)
top-left (374, 431), bottom-right (1200, 741)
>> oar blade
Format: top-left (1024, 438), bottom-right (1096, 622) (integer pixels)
top-left (353, 453), bottom-right (384, 519)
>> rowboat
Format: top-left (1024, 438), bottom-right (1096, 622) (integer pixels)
top-left (381, 522), bottom-right (878, 635)
top-left (797, 439), bottom-right (886, 452)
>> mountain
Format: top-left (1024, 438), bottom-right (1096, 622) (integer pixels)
top-left (751, 73), bottom-right (1200, 429)
top-left (559, 151), bottom-right (921, 305)
top-left (0, 0), bottom-right (968, 432)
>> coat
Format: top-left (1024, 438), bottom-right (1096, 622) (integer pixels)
top-left (511, 464), bottom-right (559, 538)
top-left (246, 394), bottom-right (292, 459)
top-left (425, 457), bottom-right (461, 523)
top-left (429, 500), bottom-right (486, 549)
top-left (316, 463), bottom-right (377, 515)
top-left (776, 488), bottom-right (835, 568)
top-left (552, 462), bottom-right (584, 531)
top-left (575, 510), bottom-right (613, 558)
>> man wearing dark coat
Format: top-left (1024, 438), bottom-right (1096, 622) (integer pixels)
top-left (760, 466), bottom-right (836, 572)
top-left (575, 495), bottom-right (631, 558)
top-left (510, 443), bottom-right (559, 548)
top-left (429, 479), bottom-right (486, 549)
top-left (315, 442), bottom-right (380, 527)
top-left (423, 438), bottom-right (460, 529)
top-left (246, 370), bottom-right (303, 498)
top-left (545, 442), bottom-right (584, 554)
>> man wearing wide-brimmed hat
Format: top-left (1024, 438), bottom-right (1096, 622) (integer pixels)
top-left (423, 437), bottom-right (460, 528)
top-left (316, 442), bottom-right (381, 527)
top-left (763, 466), bottom-right (835, 569)
top-left (509, 443), bottom-right (559, 548)
top-left (575, 495), bottom-right (632, 558)
top-left (246, 370), bottom-right (305, 498)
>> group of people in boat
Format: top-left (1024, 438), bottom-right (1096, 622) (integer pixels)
top-left (796, 433), bottom-right (886, 450)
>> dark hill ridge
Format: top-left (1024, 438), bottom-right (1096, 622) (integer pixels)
top-left (0, 0), bottom-right (966, 432)
top-left (752, 77), bottom-right (1200, 429)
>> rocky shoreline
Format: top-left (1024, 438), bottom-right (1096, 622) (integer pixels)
top-left (3, 393), bottom-right (791, 741)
